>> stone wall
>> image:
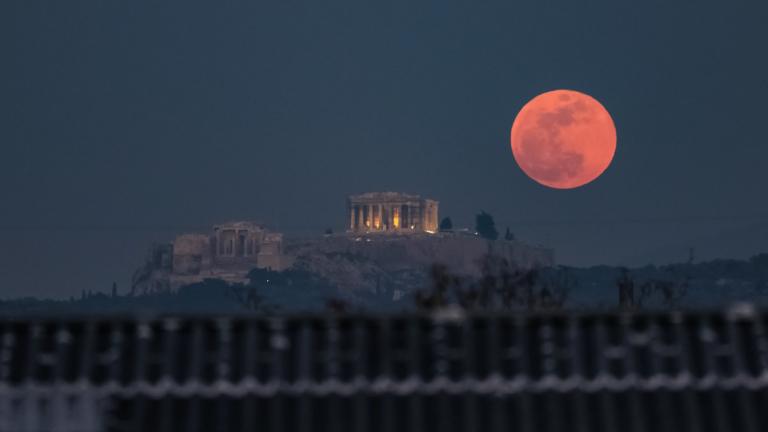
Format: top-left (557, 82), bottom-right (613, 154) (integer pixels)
top-left (284, 232), bottom-right (554, 293)
top-left (289, 233), bottom-right (553, 276)
top-left (172, 234), bottom-right (212, 275)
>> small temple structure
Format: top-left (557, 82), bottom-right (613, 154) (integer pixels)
top-left (347, 192), bottom-right (439, 234)
top-left (132, 221), bottom-right (288, 293)
top-left (171, 221), bottom-right (285, 276)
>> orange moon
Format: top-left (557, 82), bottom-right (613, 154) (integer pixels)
top-left (510, 89), bottom-right (616, 189)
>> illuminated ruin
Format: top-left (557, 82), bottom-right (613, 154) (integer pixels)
top-left (347, 192), bottom-right (439, 234)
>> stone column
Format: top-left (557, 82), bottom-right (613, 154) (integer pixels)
top-left (368, 204), bottom-right (373, 230)
top-left (405, 207), bottom-right (410, 230)
top-left (403, 205), bottom-right (410, 229)
top-left (356, 205), bottom-right (363, 230)
top-left (429, 206), bottom-right (436, 231)
top-left (349, 205), bottom-right (355, 231)
top-left (406, 205), bottom-right (412, 229)
top-left (416, 205), bottom-right (422, 230)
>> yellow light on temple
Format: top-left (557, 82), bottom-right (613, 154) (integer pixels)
top-left (393, 214), bottom-right (400, 228)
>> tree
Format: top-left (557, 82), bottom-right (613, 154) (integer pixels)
top-left (231, 284), bottom-right (267, 312)
top-left (415, 255), bottom-right (567, 313)
top-left (439, 217), bottom-right (453, 232)
top-left (617, 268), bottom-right (635, 310)
top-left (616, 268), bottom-right (688, 310)
top-left (504, 227), bottom-right (515, 241)
top-left (475, 211), bottom-right (498, 240)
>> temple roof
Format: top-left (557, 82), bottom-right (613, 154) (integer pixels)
top-left (348, 191), bottom-right (434, 202)
top-left (212, 221), bottom-right (265, 230)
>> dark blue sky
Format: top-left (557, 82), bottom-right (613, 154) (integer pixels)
top-left (2, 1), bottom-right (768, 297)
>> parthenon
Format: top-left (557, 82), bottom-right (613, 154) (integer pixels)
top-left (347, 192), bottom-right (439, 233)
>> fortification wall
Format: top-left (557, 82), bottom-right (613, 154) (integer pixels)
top-left (172, 234), bottom-right (212, 275)
top-left (287, 233), bottom-right (554, 276)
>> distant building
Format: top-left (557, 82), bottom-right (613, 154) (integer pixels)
top-left (347, 192), bottom-right (439, 234)
top-left (132, 221), bottom-right (288, 293)
top-left (172, 221), bottom-right (285, 275)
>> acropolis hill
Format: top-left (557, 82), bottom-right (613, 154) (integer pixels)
top-left (131, 192), bottom-right (554, 295)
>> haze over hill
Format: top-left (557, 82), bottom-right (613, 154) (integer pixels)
top-left (2, 216), bottom-right (768, 299)
top-left (3, 253), bottom-right (768, 314)
top-left (4, 2), bottom-right (768, 299)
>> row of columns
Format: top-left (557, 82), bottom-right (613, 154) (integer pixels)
top-left (215, 230), bottom-right (260, 257)
top-left (349, 203), bottom-right (422, 231)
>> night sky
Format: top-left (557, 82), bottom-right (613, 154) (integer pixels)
top-left (2, 1), bottom-right (768, 298)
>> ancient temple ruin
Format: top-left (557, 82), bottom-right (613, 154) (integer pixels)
top-left (132, 221), bottom-right (288, 293)
top-left (347, 192), bottom-right (439, 233)
top-left (133, 192), bottom-right (554, 295)
top-left (172, 221), bottom-right (285, 275)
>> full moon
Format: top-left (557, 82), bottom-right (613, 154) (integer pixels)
top-left (510, 89), bottom-right (616, 189)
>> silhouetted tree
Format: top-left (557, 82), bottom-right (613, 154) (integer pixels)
top-left (324, 228), bottom-right (333, 236)
top-left (504, 227), bottom-right (515, 241)
top-left (414, 264), bottom-right (461, 311)
top-left (616, 268), bottom-right (688, 310)
top-left (415, 254), bottom-right (566, 312)
top-left (439, 217), bottom-right (453, 232)
top-left (230, 284), bottom-right (268, 312)
top-left (326, 298), bottom-right (350, 314)
top-left (475, 211), bottom-right (498, 240)
top-left (617, 268), bottom-right (635, 310)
